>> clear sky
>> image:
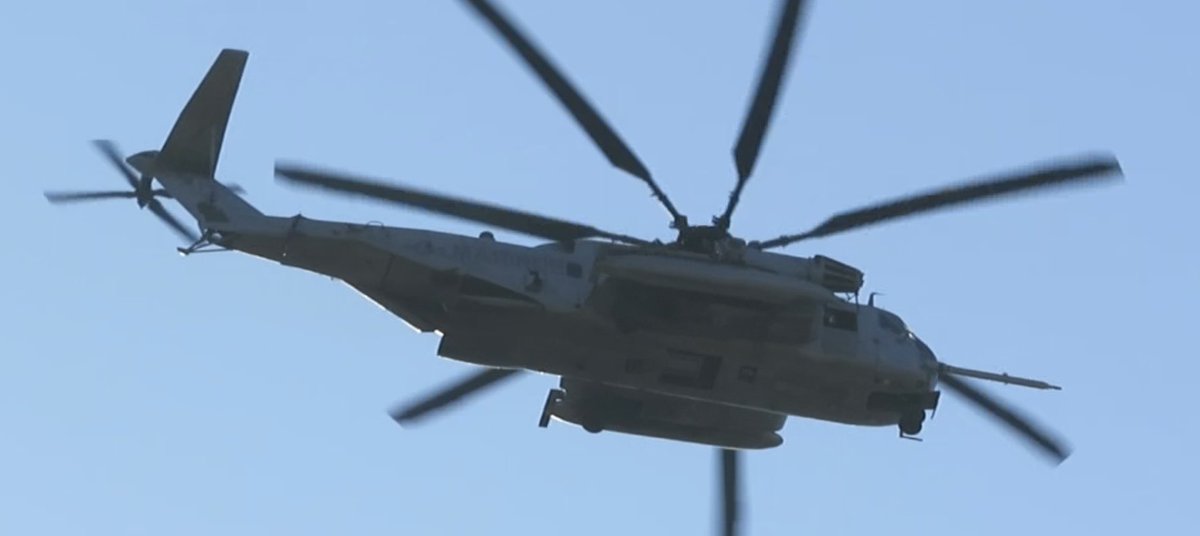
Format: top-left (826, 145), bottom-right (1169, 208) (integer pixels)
top-left (2, 1), bottom-right (1197, 534)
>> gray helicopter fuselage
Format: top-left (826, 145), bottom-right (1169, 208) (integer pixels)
top-left (110, 41), bottom-right (943, 450)
top-left (174, 179), bottom-right (939, 432)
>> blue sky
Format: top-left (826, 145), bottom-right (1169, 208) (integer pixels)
top-left (2, 1), bottom-right (1197, 534)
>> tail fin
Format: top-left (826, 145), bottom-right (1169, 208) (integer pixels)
top-left (126, 48), bottom-right (265, 232)
top-left (157, 48), bottom-right (247, 178)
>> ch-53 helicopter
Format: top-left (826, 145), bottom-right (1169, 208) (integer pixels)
top-left (45, 1), bottom-right (1121, 535)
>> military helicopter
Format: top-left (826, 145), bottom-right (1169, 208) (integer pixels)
top-left (44, 1), bottom-right (1121, 535)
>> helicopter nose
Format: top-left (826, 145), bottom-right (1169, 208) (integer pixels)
top-left (912, 336), bottom-right (940, 384)
top-left (914, 335), bottom-right (936, 363)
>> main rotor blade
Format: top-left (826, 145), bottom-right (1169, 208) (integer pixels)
top-left (938, 372), bottom-right (1071, 464)
top-left (720, 0), bottom-right (806, 230)
top-left (753, 153), bottom-right (1122, 249)
top-left (275, 163), bottom-right (652, 246)
top-left (146, 199), bottom-right (199, 243)
top-left (719, 448), bottom-right (740, 536)
top-left (92, 139), bottom-right (139, 189)
top-left (459, 0), bottom-right (685, 226)
top-left (44, 190), bottom-right (137, 203)
top-left (389, 368), bottom-right (521, 425)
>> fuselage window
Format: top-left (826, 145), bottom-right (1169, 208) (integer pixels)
top-left (823, 305), bottom-right (857, 331)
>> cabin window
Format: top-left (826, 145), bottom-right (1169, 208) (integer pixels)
top-left (566, 262), bottom-right (583, 278)
top-left (823, 305), bottom-right (857, 331)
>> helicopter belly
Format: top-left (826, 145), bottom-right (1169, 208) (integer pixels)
top-left (543, 377), bottom-right (786, 450)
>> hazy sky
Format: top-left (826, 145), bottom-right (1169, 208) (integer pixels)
top-left (3, 1), bottom-right (1197, 534)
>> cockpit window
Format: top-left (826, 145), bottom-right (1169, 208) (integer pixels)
top-left (878, 310), bottom-right (906, 335)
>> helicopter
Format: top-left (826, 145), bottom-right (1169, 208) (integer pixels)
top-left (44, 1), bottom-right (1122, 535)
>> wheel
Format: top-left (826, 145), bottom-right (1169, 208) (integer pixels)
top-left (582, 417), bottom-right (604, 434)
top-left (899, 411), bottom-right (924, 435)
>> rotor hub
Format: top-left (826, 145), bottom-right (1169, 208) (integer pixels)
top-left (675, 224), bottom-right (731, 253)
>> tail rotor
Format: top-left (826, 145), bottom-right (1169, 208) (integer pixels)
top-left (45, 140), bottom-right (153, 204)
top-left (44, 139), bottom-right (243, 243)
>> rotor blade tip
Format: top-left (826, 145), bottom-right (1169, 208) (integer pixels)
top-left (1108, 158), bottom-right (1125, 177)
top-left (1078, 152), bottom-right (1123, 176)
top-left (1047, 445), bottom-right (1073, 466)
top-left (387, 406), bottom-right (414, 425)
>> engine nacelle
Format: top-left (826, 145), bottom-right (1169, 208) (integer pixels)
top-left (808, 254), bottom-right (864, 294)
top-left (593, 250), bottom-right (864, 303)
top-left (540, 378), bottom-right (786, 450)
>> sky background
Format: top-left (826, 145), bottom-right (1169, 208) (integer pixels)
top-left (2, 1), bottom-right (1197, 534)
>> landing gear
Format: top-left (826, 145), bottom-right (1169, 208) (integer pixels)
top-left (899, 410), bottom-right (925, 436)
top-left (177, 229), bottom-right (228, 256)
top-left (582, 418), bottom-right (604, 434)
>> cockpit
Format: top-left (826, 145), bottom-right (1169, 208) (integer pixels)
top-left (869, 306), bottom-right (939, 382)
top-left (854, 305), bottom-right (942, 435)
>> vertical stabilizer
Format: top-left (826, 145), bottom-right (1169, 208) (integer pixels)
top-left (126, 47), bottom-right (265, 232)
top-left (157, 48), bottom-right (248, 178)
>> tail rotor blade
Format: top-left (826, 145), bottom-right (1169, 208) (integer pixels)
top-left (92, 139), bottom-right (140, 189)
top-left (389, 368), bottom-right (521, 425)
top-left (146, 199), bottom-right (199, 242)
top-left (938, 372), bottom-right (1071, 464)
top-left (66, 139), bottom-right (200, 244)
top-left (44, 190), bottom-right (137, 203)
